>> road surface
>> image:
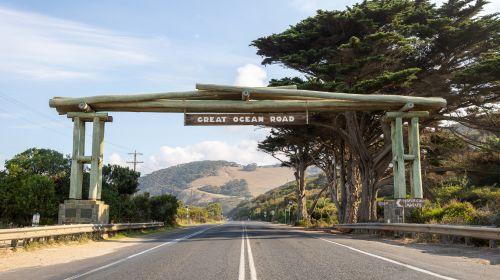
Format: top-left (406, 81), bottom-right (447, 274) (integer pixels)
top-left (0, 222), bottom-right (498, 280)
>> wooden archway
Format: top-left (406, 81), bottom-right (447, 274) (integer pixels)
top-left (50, 83), bottom-right (446, 223)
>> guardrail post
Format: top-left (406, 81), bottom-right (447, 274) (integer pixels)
top-left (489, 240), bottom-right (497, 249)
top-left (10, 239), bottom-right (18, 249)
top-left (464, 237), bottom-right (471, 246)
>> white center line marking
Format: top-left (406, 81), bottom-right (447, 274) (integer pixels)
top-left (238, 222), bottom-right (246, 280)
top-left (245, 226), bottom-right (258, 280)
top-left (64, 225), bottom-right (221, 280)
top-left (316, 237), bottom-right (458, 280)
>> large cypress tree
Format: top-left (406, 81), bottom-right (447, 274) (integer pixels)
top-left (253, 0), bottom-right (499, 221)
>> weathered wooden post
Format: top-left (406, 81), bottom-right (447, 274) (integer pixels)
top-left (89, 116), bottom-right (105, 200)
top-left (69, 117), bottom-right (85, 199)
top-left (58, 112), bottom-right (111, 224)
top-left (408, 116), bottom-right (423, 198)
top-left (386, 111), bottom-right (428, 199)
top-left (384, 111), bottom-right (428, 223)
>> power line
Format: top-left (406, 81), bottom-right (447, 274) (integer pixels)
top-left (0, 90), bottom-right (166, 175)
top-left (127, 150), bottom-right (144, 171)
top-left (0, 91), bottom-right (132, 152)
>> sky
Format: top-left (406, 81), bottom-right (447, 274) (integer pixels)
top-left (1, 0), bottom-right (498, 174)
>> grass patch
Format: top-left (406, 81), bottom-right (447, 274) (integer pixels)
top-left (21, 233), bottom-right (93, 251)
top-left (109, 225), bottom-right (176, 239)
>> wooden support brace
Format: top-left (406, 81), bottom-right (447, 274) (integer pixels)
top-left (403, 154), bottom-right (415, 161)
top-left (67, 112), bottom-right (113, 122)
top-left (242, 90), bottom-right (250, 101)
top-left (399, 102), bottom-right (414, 112)
top-left (78, 102), bottom-right (94, 113)
top-left (386, 111), bottom-right (429, 119)
top-left (76, 155), bottom-right (92, 163)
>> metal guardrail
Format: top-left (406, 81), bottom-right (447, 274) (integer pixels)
top-left (334, 223), bottom-right (500, 241)
top-left (0, 222), bottom-right (164, 248)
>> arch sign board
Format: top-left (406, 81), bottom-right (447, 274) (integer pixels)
top-left (184, 113), bottom-right (307, 126)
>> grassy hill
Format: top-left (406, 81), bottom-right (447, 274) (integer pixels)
top-left (138, 160), bottom-right (238, 196)
top-left (138, 160), bottom-right (295, 214)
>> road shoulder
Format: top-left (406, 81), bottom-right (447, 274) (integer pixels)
top-left (0, 226), bottom-right (190, 273)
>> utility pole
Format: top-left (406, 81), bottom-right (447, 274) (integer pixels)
top-left (127, 150), bottom-right (143, 171)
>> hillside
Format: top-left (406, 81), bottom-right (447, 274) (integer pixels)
top-left (138, 160), bottom-right (295, 214)
top-left (138, 160), bottom-right (237, 196)
top-left (228, 175), bottom-right (334, 224)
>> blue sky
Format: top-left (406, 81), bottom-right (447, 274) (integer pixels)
top-left (1, 0), bottom-right (498, 174)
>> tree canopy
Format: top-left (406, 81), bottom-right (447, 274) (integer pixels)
top-left (253, 0), bottom-right (499, 222)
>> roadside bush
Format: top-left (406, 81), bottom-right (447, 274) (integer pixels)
top-left (407, 201), bottom-right (444, 224)
top-left (490, 212), bottom-right (500, 227)
top-left (462, 186), bottom-right (500, 210)
top-left (470, 209), bottom-right (492, 226)
top-left (296, 219), bottom-right (312, 227)
top-left (441, 201), bottom-right (476, 225)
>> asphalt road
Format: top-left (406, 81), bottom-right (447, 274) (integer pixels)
top-left (1, 222), bottom-right (497, 280)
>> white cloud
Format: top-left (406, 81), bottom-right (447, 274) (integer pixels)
top-left (108, 152), bottom-right (127, 167)
top-left (0, 112), bottom-right (18, 120)
top-left (0, 6), bottom-right (155, 80)
top-left (234, 64), bottom-right (267, 87)
top-left (141, 140), bottom-right (279, 173)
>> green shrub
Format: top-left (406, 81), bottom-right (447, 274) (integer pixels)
top-left (470, 209), bottom-right (493, 226)
top-left (441, 201), bottom-right (476, 225)
top-left (490, 212), bottom-right (500, 227)
top-left (296, 219), bottom-right (312, 227)
top-left (407, 201), bottom-right (444, 224)
top-left (463, 186), bottom-right (500, 210)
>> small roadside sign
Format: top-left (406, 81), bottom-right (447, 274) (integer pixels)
top-left (32, 213), bottom-right (40, 227)
top-left (395, 198), bottom-right (424, 208)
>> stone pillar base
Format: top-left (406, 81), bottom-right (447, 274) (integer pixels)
top-left (383, 200), bottom-right (404, 223)
top-left (58, 200), bottom-right (109, 224)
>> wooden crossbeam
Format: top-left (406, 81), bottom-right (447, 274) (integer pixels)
top-left (196, 84), bottom-right (447, 108)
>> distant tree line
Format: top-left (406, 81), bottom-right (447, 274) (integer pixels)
top-left (199, 179), bottom-right (252, 198)
top-left (177, 202), bottom-right (223, 224)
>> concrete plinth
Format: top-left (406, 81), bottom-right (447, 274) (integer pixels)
top-left (383, 200), bottom-right (404, 223)
top-left (58, 200), bottom-right (109, 224)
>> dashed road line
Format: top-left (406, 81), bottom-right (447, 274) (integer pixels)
top-left (63, 225), bottom-right (221, 280)
top-left (238, 223), bottom-right (246, 280)
top-left (245, 226), bottom-right (257, 280)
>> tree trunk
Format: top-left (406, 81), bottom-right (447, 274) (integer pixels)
top-left (344, 152), bottom-right (358, 223)
top-left (296, 161), bottom-right (308, 222)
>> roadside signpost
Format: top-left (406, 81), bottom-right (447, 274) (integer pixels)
top-left (395, 198), bottom-right (424, 208)
top-left (184, 113), bottom-right (308, 126)
top-left (32, 213), bottom-right (40, 227)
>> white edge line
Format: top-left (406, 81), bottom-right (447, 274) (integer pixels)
top-left (238, 223), bottom-right (246, 280)
top-left (245, 225), bottom-right (258, 280)
top-left (64, 225), bottom-right (221, 280)
top-left (316, 237), bottom-right (458, 280)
